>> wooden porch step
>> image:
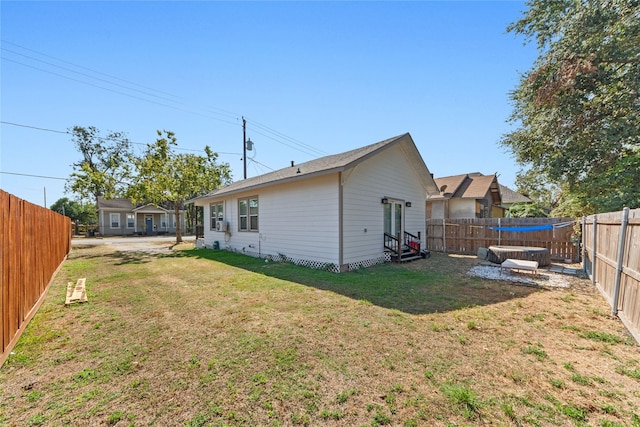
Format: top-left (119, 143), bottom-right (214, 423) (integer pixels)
top-left (399, 255), bottom-right (423, 262)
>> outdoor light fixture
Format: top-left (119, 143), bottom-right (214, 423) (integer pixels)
top-left (381, 197), bottom-right (389, 204)
top-left (405, 201), bottom-right (412, 207)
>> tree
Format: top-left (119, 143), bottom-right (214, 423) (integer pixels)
top-left (66, 126), bottom-right (134, 205)
top-left (129, 130), bottom-right (232, 243)
top-left (507, 202), bottom-right (548, 218)
top-left (514, 168), bottom-right (561, 211)
top-left (502, 0), bottom-right (640, 215)
top-left (50, 197), bottom-right (97, 224)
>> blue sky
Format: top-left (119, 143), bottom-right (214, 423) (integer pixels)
top-left (1, 1), bottom-right (537, 208)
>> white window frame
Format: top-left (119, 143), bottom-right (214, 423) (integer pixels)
top-left (161, 214), bottom-right (167, 229)
top-left (110, 213), bottom-right (120, 229)
top-left (238, 196), bottom-right (258, 232)
top-left (210, 202), bottom-right (224, 230)
top-left (126, 213), bottom-right (135, 229)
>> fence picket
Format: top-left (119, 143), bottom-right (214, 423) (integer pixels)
top-left (426, 217), bottom-right (578, 261)
top-left (584, 208), bottom-right (640, 344)
top-left (1, 190), bottom-right (71, 366)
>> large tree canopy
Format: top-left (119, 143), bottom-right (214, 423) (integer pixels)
top-left (503, 0), bottom-right (640, 215)
top-left (50, 197), bottom-right (97, 224)
top-left (129, 130), bottom-right (232, 243)
top-left (66, 126), bottom-right (134, 205)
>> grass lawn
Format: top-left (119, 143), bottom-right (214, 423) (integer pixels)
top-left (1, 243), bottom-right (639, 426)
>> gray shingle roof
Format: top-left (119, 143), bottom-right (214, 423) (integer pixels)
top-left (96, 197), bottom-right (134, 210)
top-left (499, 184), bottom-right (532, 204)
top-left (196, 133), bottom-right (437, 200)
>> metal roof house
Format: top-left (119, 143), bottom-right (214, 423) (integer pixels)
top-left (194, 133), bottom-right (439, 272)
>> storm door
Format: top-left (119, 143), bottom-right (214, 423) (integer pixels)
top-left (383, 200), bottom-right (403, 238)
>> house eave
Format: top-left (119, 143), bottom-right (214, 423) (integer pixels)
top-left (195, 167), bottom-right (344, 203)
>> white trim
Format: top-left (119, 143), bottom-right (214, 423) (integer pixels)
top-left (126, 213), bottom-right (135, 229)
top-left (109, 213), bottom-right (120, 229)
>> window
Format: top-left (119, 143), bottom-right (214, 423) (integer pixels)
top-left (126, 214), bottom-right (135, 229)
top-left (210, 202), bottom-right (223, 230)
top-left (238, 197), bottom-right (258, 231)
top-left (110, 213), bottom-right (120, 229)
top-left (161, 214), bottom-right (167, 228)
top-left (172, 214), bottom-right (176, 228)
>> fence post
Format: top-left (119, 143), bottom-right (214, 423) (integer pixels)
top-left (442, 218), bottom-right (446, 253)
top-left (592, 214), bottom-right (597, 286)
top-left (582, 215), bottom-right (587, 275)
top-left (498, 217), bottom-right (501, 246)
top-left (611, 207), bottom-right (630, 316)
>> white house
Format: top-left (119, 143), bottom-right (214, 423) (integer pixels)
top-left (194, 133), bottom-right (439, 272)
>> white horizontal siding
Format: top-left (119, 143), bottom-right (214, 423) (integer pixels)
top-left (342, 146), bottom-right (427, 264)
top-left (200, 174), bottom-right (340, 265)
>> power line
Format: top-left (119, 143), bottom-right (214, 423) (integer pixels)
top-left (0, 121), bottom-right (241, 155)
top-left (2, 57), bottom-right (241, 128)
top-left (2, 40), bottom-right (179, 99)
top-left (247, 118), bottom-right (328, 157)
top-left (2, 47), bottom-right (180, 105)
top-left (247, 158), bottom-right (275, 172)
top-left (1, 40), bottom-right (328, 160)
top-left (1, 171), bottom-right (67, 181)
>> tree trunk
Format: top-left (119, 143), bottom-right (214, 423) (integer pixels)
top-left (175, 203), bottom-right (183, 243)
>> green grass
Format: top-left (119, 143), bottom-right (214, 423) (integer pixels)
top-left (1, 246), bottom-right (638, 427)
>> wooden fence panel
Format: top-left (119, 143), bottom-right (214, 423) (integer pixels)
top-left (1, 190), bottom-right (71, 366)
top-left (426, 217), bottom-right (578, 261)
top-left (583, 208), bottom-right (640, 344)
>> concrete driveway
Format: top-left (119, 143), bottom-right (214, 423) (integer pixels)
top-left (72, 235), bottom-right (196, 252)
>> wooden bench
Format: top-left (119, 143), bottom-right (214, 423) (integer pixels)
top-left (500, 258), bottom-right (539, 276)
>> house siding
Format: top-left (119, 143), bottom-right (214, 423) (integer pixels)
top-left (98, 207), bottom-right (185, 236)
top-left (342, 146), bottom-right (427, 266)
top-left (448, 199), bottom-right (476, 219)
top-left (429, 201), bottom-right (446, 219)
top-left (201, 174), bottom-right (340, 266)
top-left (99, 210), bottom-right (132, 236)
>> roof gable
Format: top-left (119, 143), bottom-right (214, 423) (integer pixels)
top-left (197, 133), bottom-right (438, 200)
top-left (132, 203), bottom-right (171, 214)
top-left (428, 173), bottom-right (501, 204)
top-left (499, 184), bottom-right (532, 204)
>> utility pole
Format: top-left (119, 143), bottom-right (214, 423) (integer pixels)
top-left (243, 116), bottom-right (247, 179)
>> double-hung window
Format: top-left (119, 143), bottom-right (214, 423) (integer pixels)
top-left (210, 202), bottom-right (223, 230)
top-left (238, 197), bottom-right (258, 231)
top-left (126, 214), bottom-right (135, 229)
top-left (110, 213), bottom-right (120, 229)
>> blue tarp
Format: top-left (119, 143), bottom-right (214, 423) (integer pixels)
top-left (487, 224), bottom-right (553, 232)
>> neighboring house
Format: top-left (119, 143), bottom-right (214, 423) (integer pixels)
top-left (194, 133), bottom-right (439, 272)
top-left (426, 173), bottom-right (502, 219)
top-left (96, 197), bottom-right (186, 236)
top-left (498, 184), bottom-right (532, 215)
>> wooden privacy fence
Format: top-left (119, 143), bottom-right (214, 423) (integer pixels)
top-left (583, 208), bottom-right (640, 343)
top-left (1, 190), bottom-right (71, 366)
top-left (426, 217), bottom-right (579, 262)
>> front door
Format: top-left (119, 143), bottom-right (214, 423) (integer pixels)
top-left (383, 200), bottom-right (403, 239)
top-left (145, 216), bottom-right (153, 234)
